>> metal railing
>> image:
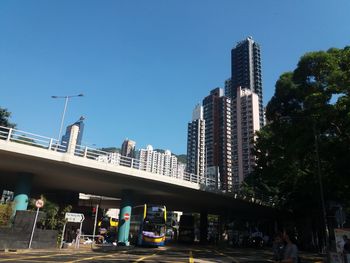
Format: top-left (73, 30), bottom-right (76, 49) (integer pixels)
top-left (0, 125), bottom-right (276, 207)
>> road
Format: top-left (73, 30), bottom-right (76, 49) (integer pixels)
top-left (0, 245), bottom-right (323, 263)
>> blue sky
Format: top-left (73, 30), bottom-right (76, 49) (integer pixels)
top-left (0, 0), bottom-right (349, 154)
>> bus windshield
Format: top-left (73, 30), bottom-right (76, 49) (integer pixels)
top-left (143, 222), bottom-right (165, 237)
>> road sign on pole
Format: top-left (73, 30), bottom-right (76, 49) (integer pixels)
top-left (35, 199), bottom-right (44, 208)
top-left (29, 199), bottom-right (44, 249)
top-left (124, 213), bottom-right (130, 221)
top-left (65, 212), bottom-right (85, 223)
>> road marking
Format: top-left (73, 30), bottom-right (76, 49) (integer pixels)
top-left (189, 250), bottom-right (194, 263)
top-left (0, 253), bottom-right (68, 262)
top-left (213, 249), bottom-right (240, 263)
top-left (67, 253), bottom-right (116, 263)
top-left (135, 252), bottom-right (158, 262)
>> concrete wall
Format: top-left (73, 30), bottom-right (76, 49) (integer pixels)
top-left (0, 210), bottom-right (58, 249)
top-left (0, 227), bottom-right (58, 249)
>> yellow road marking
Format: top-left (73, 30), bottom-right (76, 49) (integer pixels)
top-left (0, 253), bottom-right (68, 262)
top-left (189, 250), bottom-right (194, 263)
top-left (67, 253), bottom-right (116, 263)
top-left (213, 249), bottom-right (240, 263)
top-left (135, 252), bottom-right (158, 262)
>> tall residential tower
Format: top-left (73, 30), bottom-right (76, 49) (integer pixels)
top-left (228, 36), bottom-right (263, 127)
top-left (186, 104), bottom-right (206, 178)
top-left (202, 88), bottom-right (232, 192)
top-left (121, 139), bottom-right (136, 158)
top-left (226, 36), bottom-right (264, 190)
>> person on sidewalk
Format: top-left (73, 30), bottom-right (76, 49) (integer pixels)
top-left (272, 232), bottom-right (284, 262)
top-left (276, 229), bottom-right (299, 263)
top-left (343, 235), bottom-right (350, 263)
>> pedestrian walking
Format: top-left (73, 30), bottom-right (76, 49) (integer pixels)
top-left (343, 235), bottom-right (350, 263)
top-left (272, 232), bottom-right (284, 262)
top-left (275, 229), bottom-right (298, 263)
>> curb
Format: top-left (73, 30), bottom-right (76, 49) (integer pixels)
top-left (0, 249), bottom-right (18, 253)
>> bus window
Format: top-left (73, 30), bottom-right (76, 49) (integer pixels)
top-left (129, 204), bottom-right (166, 247)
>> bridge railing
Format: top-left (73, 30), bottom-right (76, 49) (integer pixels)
top-left (0, 125), bottom-right (276, 207)
top-left (0, 126), bottom-right (67, 152)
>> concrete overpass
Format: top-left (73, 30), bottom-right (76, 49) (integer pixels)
top-left (0, 139), bottom-right (278, 217)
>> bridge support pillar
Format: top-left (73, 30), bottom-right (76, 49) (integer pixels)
top-left (117, 190), bottom-right (133, 246)
top-left (219, 214), bottom-right (228, 244)
top-left (13, 173), bottom-right (32, 215)
top-left (200, 211), bottom-right (208, 244)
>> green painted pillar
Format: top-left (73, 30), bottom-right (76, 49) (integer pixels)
top-left (117, 190), bottom-right (133, 246)
top-left (13, 173), bottom-right (32, 214)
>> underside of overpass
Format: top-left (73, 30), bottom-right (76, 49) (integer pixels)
top-left (0, 141), bottom-right (278, 219)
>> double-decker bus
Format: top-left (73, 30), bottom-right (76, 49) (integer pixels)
top-left (130, 204), bottom-right (166, 246)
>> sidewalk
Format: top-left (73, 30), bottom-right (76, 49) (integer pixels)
top-left (299, 251), bottom-right (325, 263)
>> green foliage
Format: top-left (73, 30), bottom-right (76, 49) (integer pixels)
top-left (29, 196), bottom-right (72, 230)
top-left (0, 202), bottom-right (14, 226)
top-left (176, 154), bottom-right (187, 164)
top-left (245, 47), bottom-right (350, 217)
top-left (0, 107), bottom-right (16, 128)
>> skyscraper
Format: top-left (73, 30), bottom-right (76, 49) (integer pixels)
top-left (61, 116), bottom-right (85, 152)
top-left (229, 36), bottom-right (263, 127)
top-left (224, 37), bottom-right (264, 191)
top-left (186, 104), bottom-right (206, 178)
top-left (202, 88), bottom-right (232, 192)
top-left (231, 87), bottom-right (260, 191)
top-left (121, 139), bottom-right (136, 158)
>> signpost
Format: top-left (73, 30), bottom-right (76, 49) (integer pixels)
top-left (28, 199), bottom-right (44, 249)
top-left (65, 212), bottom-right (85, 223)
top-left (124, 213), bottom-right (130, 221)
top-left (92, 204), bottom-right (99, 244)
top-left (60, 212), bottom-right (85, 249)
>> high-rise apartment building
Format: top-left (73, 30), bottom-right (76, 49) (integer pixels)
top-left (223, 37), bottom-right (264, 191)
top-left (229, 36), bottom-right (263, 127)
top-left (202, 88), bottom-right (232, 192)
top-left (186, 105), bottom-right (206, 178)
top-left (121, 139), bottom-right (136, 158)
top-left (138, 145), bottom-right (178, 177)
top-left (61, 116), bottom-right (85, 152)
top-left (231, 87), bottom-right (260, 191)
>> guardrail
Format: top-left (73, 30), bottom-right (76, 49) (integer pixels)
top-left (0, 125), bottom-right (276, 207)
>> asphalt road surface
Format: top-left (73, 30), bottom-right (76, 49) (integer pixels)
top-left (0, 245), bottom-right (323, 263)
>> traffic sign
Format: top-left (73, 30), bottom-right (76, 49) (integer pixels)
top-left (65, 212), bottom-right (85, 223)
top-left (35, 199), bottom-right (44, 208)
top-left (124, 213), bottom-right (130, 221)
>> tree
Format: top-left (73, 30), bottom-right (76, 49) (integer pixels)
top-left (28, 196), bottom-right (72, 230)
top-left (244, 47), bottom-right (350, 231)
top-left (0, 107), bottom-right (16, 128)
top-left (0, 202), bottom-right (14, 226)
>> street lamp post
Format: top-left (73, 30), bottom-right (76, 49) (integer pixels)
top-left (51, 94), bottom-right (83, 145)
top-left (312, 121), bottom-right (329, 253)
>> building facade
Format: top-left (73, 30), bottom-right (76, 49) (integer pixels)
top-left (225, 37), bottom-right (264, 191)
top-left (186, 104), bottom-right (206, 178)
top-left (138, 145), bottom-right (178, 177)
top-left (231, 87), bottom-right (260, 191)
top-left (121, 139), bottom-right (136, 158)
top-left (229, 36), bottom-right (263, 127)
top-left (61, 116), bottom-right (85, 152)
top-left (202, 88), bottom-right (232, 192)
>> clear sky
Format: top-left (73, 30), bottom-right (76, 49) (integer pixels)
top-left (0, 0), bottom-right (349, 154)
